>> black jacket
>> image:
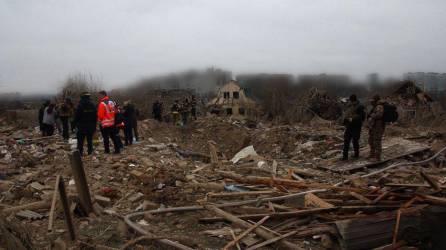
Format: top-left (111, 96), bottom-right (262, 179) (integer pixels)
top-left (344, 101), bottom-right (366, 129)
top-left (38, 105), bottom-right (46, 125)
top-left (123, 104), bottom-right (137, 124)
top-left (73, 97), bottom-right (97, 133)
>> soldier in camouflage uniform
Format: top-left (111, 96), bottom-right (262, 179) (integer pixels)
top-left (367, 95), bottom-right (386, 161)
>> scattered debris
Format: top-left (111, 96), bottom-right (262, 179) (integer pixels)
top-left (1, 107), bottom-right (446, 249)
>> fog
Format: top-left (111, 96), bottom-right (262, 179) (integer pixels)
top-left (1, 0), bottom-right (446, 93)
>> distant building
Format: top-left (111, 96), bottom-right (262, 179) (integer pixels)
top-left (207, 80), bottom-right (257, 118)
top-left (403, 72), bottom-right (446, 92)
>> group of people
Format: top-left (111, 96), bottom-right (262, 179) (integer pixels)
top-left (151, 96), bottom-right (197, 126)
top-left (38, 91), bottom-right (139, 156)
top-left (39, 98), bottom-right (75, 138)
top-left (342, 94), bottom-right (388, 162)
top-left (39, 91), bottom-right (387, 161)
top-left (169, 96), bottom-right (197, 126)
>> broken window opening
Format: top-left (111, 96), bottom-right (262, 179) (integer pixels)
top-left (239, 108), bottom-right (245, 115)
top-left (223, 92), bottom-right (230, 99)
top-left (233, 92), bottom-right (240, 99)
top-left (226, 108), bottom-right (233, 115)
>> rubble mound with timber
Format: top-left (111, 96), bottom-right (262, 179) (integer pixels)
top-left (1, 115), bottom-right (446, 250)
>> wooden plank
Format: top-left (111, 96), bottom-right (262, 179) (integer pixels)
top-left (48, 175), bottom-right (61, 232)
top-left (335, 207), bottom-right (424, 250)
top-left (2, 200), bottom-right (51, 214)
top-left (419, 170), bottom-right (441, 191)
top-left (350, 192), bottom-right (372, 205)
top-left (207, 191), bottom-right (276, 198)
top-left (218, 171), bottom-right (365, 192)
top-left (222, 216), bottom-right (270, 250)
top-left (200, 207), bottom-right (336, 223)
top-left (385, 183), bottom-right (446, 189)
top-left (246, 230), bottom-right (297, 250)
top-left (58, 177), bottom-right (76, 241)
top-left (69, 151), bottom-right (93, 214)
top-left (418, 194), bottom-right (446, 206)
top-left (208, 141), bottom-right (221, 168)
top-left (304, 193), bottom-right (334, 208)
top-left (372, 191), bottom-right (390, 205)
top-left (229, 229), bottom-right (241, 250)
top-left (205, 206), bottom-right (302, 250)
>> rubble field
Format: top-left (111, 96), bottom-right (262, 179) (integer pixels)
top-left (1, 116), bottom-right (446, 250)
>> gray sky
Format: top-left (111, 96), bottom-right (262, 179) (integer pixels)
top-left (1, 0), bottom-right (446, 93)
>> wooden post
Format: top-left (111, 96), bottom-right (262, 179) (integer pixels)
top-left (69, 151), bottom-right (93, 214)
top-left (208, 141), bottom-right (221, 167)
top-left (58, 177), bottom-right (76, 241)
top-left (48, 175), bottom-right (61, 232)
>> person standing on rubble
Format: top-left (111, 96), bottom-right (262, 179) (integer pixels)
top-left (57, 97), bottom-right (74, 140)
top-left (38, 100), bottom-right (50, 136)
top-left (113, 103), bottom-right (125, 149)
top-left (367, 95), bottom-right (386, 161)
top-left (342, 94), bottom-right (366, 160)
top-left (42, 103), bottom-right (57, 136)
top-left (133, 106), bottom-right (140, 141)
top-left (190, 95), bottom-right (197, 120)
top-left (180, 98), bottom-right (190, 125)
top-left (123, 101), bottom-right (136, 145)
top-left (73, 92), bottom-right (97, 155)
top-left (152, 100), bottom-right (163, 122)
top-left (171, 100), bottom-right (181, 126)
top-left (97, 91), bottom-right (121, 154)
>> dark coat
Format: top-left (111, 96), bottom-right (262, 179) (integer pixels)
top-left (123, 104), bottom-right (137, 125)
top-left (73, 97), bottom-right (97, 133)
top-left (343, 101), bottom-right (366, 130)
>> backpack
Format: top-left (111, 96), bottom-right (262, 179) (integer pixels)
top-left (383, 103), bottom-right (398, 123)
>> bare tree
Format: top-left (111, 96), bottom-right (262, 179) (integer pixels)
top-left (59, 72), bottom-right (102, 101)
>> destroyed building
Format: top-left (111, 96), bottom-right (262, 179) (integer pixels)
top-left (288, 87), bottom-right (343, 123)
top-left (207, 80), bottom-right (258, 118)
top-left (389, 80), bottom-right (443, 123)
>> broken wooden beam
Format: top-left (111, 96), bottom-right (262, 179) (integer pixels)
top-left (2, 200), bottom-right (51, 214)
top-left (304, 193), bottom-right (334, 208)
top-left (208, 141), bottom-right (222, 168)
top-left (200, 207), bottom-right (336, 223)
top-left (229, 229), bottom-right (241, 250)
top-left (287, 167), bottom-right (319, 177)
top-left (385, 183), bottom-right (446, 189)
top-left (58, 177), bottom-right (76, 241)
top-left (48, 175), bottom-right (60, 232)
top-left (205, 205), bottom-right (303, 250)
top-left (222, 216), bottom-right (269, 250)
top-left (350, 192), bottom-right (372, 205)
top-left (207, 191), bottom-right (277, 199)
top-left (69, 151), bottom-right (93, 215)
top-left (372, 191), bottom-right (390, 205)
top-left (246, 230), bottom-right (297, 250)
top-left (418, 194), bottom-right (446, 207)
top-left (218, 171), bottom-right (365, 192)
top-left (419, 170), bottom-right (441, 191)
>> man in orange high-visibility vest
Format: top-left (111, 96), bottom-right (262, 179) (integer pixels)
top-left (98, 90), bottom-right (121, 154)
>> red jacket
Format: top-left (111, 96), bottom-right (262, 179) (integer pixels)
top-left (97, 96), bottom-right (116, 128)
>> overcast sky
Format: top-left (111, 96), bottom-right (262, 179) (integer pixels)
top-left (1, 0), bottom-right (445, 93)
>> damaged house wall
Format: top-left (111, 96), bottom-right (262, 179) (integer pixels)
top-left (207, 80), bottom-right (258, 119)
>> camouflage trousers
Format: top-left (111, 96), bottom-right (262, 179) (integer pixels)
top-left (368, 126), bottom-right (384, 159)
top-left (172, 112), bottom-right (181, 126)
